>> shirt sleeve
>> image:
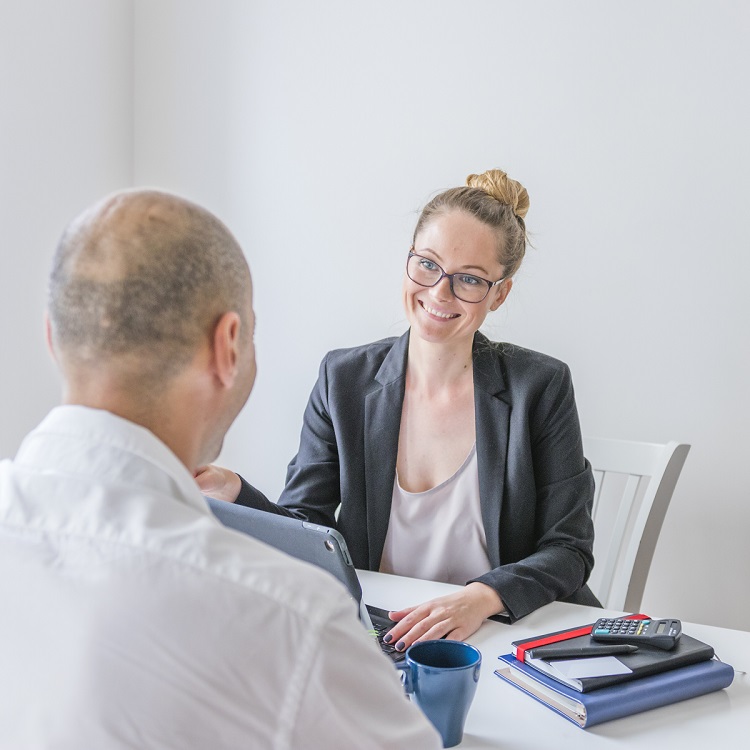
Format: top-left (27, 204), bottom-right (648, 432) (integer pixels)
top-left (287, 600), bottom-right (442, 750)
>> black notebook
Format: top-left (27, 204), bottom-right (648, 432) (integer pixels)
top-left (512, 622), bottom-right (715, 692)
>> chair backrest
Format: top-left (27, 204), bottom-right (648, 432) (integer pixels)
top-left (583, 437), bottom-right (690, 612)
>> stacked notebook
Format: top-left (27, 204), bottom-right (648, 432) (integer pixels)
top-left (494, 616), bottom-right (735, 728)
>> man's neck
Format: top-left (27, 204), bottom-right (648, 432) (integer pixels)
top-left (62, 376), bottom-right (204, 473)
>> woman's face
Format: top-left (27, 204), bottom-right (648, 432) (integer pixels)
top-left (402, 209), bottom-right (512, 348)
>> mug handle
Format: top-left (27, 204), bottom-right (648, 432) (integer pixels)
top-left (396, 660), bottom-right (414, 694)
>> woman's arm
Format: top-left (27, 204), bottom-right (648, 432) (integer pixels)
top-left (276, 353), bottom-right (343, 528)
top-left (194, 464), bottom-right (292, 514)
top-left (471, 359), bottom-right (597, 622)
top-left (384, 582), bottom-right (505, 650)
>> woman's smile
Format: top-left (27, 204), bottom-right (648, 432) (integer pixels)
top-left (418, 300), bottom-right (460, 320)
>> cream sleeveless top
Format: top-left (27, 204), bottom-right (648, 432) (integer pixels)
top-left (379, 444), bottom-right (492, 585)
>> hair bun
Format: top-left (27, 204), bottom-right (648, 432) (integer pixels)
top-left (466, 169), bottom-right (530, 220)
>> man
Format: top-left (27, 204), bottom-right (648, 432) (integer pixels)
top-left (0, 191), bottom-right (440, 749)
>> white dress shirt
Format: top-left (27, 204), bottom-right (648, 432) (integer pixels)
top-left (0, 406), bottom-right (440, 750)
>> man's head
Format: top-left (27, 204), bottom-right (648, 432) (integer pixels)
top-left (47, 189), bottom-right (255, 468)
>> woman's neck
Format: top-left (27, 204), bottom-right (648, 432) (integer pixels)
top-left (406, 332), bottom-right (475, 392)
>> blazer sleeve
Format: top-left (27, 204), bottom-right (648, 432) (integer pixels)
top-left (275, 354), bottom-right (343, 528)
top-left (234, 476), bottom-right (282, 512)
top-left (470, 361), bottom-right (598, 622)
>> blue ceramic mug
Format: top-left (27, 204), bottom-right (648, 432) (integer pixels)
top-left (398, 640), bottom-right (482, 748)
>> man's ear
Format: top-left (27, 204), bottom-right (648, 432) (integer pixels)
top-left (44, 313), bottom-right (58, 363)
top-left (489, 278), bottom-right (513, 312)
top-left (211, 311), bottom-right (242, 388)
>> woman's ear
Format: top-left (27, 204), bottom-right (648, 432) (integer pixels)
top-left (489, 278), bottom-right (513, 312)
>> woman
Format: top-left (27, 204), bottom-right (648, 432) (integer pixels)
top-left (197, 169), bottom-right (599, 650)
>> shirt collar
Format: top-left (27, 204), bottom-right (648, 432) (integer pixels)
top-left (16, 405), bottom-right (209, 515)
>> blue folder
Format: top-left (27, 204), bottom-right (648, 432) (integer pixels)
top-left (495, 654), bottom-right (734, 728)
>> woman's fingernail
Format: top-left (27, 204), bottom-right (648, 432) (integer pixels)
top-left (383, 634), bottom-right (392, 644)
top-left (396, 641), bottom-right (406, 651)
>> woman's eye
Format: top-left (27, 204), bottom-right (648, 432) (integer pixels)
top-left (458, 274), bottom-right (481, 286)
top-left (419, 259), bottom-right (438, 272)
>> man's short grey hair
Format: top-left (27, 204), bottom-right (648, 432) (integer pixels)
top-left (48, 189), bottom-right (251, 384)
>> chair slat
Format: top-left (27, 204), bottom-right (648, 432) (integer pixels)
top-left (583, 438), bottom-right (690, 611)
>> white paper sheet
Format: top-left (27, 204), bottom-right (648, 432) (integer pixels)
top-left (548, 656), bottom-right (632, 679)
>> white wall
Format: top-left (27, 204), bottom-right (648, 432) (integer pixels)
top-left (0, 0), bottom-right (134, 457)
top-left (134, 0), bottom-right (750, 631)
top-left (3, 1), bottom-right (748, 630)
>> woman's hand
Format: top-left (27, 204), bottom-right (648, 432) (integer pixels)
top-left (194, 464), bottom-right (242, 503)
top-left (384, 582), bottom-right (504, 652)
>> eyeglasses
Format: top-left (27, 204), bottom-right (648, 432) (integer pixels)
top-left (406, 251), bottom-right (506, 304)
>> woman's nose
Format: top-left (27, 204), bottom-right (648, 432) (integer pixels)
top-left (430, 274), bottom-right (454, 301)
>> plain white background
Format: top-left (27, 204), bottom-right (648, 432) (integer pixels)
top-left (1, 0), bottom-right (748, 630)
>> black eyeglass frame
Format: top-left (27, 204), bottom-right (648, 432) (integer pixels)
top-left (406, 250), bottom-right (506, 304)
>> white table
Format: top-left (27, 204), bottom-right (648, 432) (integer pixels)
top-left (359, 570), bottom-right (750, 749)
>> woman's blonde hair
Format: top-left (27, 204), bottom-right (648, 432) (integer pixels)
top-left (412, 169), bottom-right (530, 278)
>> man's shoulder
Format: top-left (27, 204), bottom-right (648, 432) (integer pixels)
top-left (3, 462), bottom-right (353, 634)
top-left (171, 516), bottom-right (354, 624)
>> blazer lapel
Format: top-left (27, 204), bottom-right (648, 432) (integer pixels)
top-left (363, 331), bottom-right (410, 569)
top-left (472, 333), bottom-right (510, 569)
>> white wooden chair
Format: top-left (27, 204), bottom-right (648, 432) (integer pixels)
top-left (583, 437), bottom-right (690, 612)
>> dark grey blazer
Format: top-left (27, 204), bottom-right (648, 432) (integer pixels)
top-left (237, 330), bottom-right (600, 621)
